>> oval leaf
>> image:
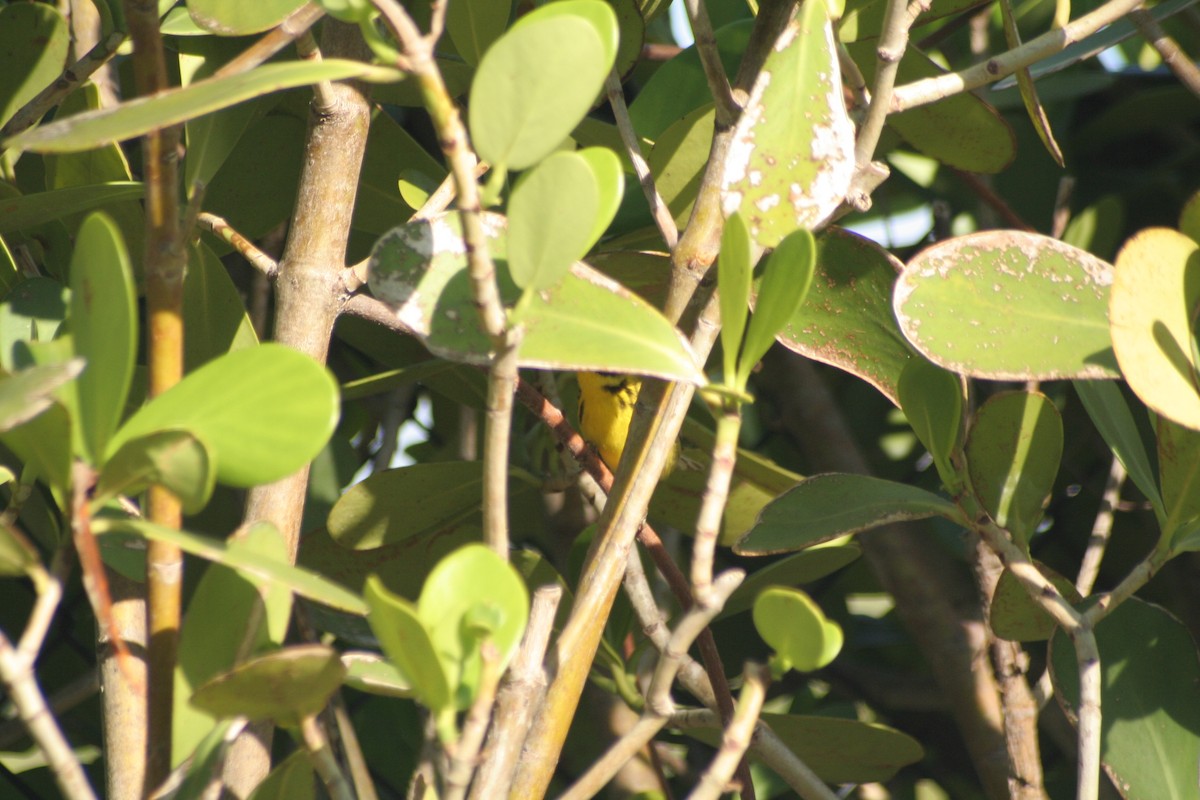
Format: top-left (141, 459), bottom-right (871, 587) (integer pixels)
top-left (721, 541), bottom-right (862, 618)
top-left (5, 60), bottom-right (404, 154)
top-left (897, 357), bottom-right (964, 486)
top-left (507, 151), bottom-right (600, 291)
top-left (895, 231), bottom-right (1118, 379)
top-left (965, 391), bottom-right (1063, 548)
top-left (468, 1), bottom-right (616, 170)
top-left (1110, 227), bottom-right (1200, 430)
top-left (990, 561), bottom-right (1081, 642)
top-left (188, 0), bottom-right (306, 34)
top-left (0, 3), bottom-right (69, 130)
top-left (736, 473), bottom-right (962, 555)
top-left (364, 575), bottom-right (453, 713)
top-left (327, 462), bottom-right (488, 550)
top-left (106, 344), bottom-right (338, 488)
top-left (741, 228), bottom-right (816, 386)
top-left (753, 586), bottom-right (843, 672)
top-left (720, 0), bottom-right (854, 246)
top-left (0, 360), bottom-right (82, 433)
top-left (445, 0), bottom-right (512, 66)
top-left (574, 146), bottom-right (624, 249)
top-left (367, 212), bottom-right (704, 383)
top-left (719, 211), bottom-right (754, 383)
top-left (95, 430), bottom-right (215, 515)
top-left (190, 645), bottom-right (345, 724)
top-left (776, 227), bottom-right (914, 404)
top-left (417, 544), bottom-right (529, 708)
top-left (69, 213), bottom-right (136, 462)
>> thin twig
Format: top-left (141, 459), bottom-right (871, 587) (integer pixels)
top-left (372, 0), bottom-right (515, 559)
top-left (690, 403), bottom-right (740, 606)
top-left (604, 71), bottom-right (678, 249)
top-left (0, 558), bottom-right (97, 800)
top-left (469, 586), bottom-right (562, 800)
top-left (1076, 457), bottom-right (1125, 595)
top-left (689, 663), bottom-right (769, 800)
top-left (444, 643), bottom-right (501, 800)
top-left (682, 0), bottom-right (740, 125)
top-left (0, 31), bottom-right (126, 144)
top-left (1130, 8), bottom-right (1200, 97)
top-left (891, 0), bottom-right (1150, 112)
top-left (558, 572), bottom-right (743, 800)
top-left (295, 30), bottom-right (338, 113)
top-left (854, 0), bottom-right (932, 168)
top-left (197, 213), bottom-right (279, 278)
top-left (301, 714), bottom-right (356, 800)
top-left (411, 162), bottom-right (490, 222)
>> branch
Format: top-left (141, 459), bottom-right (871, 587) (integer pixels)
top-left (690, 663), bottom-right (769, 800)
top-left (468, 585), bottom-right (562, 799)
top-left (605, 71), bottom-right (678, 249)
top-left (683, 0), bottom-right (740, 125)
top-left (1129, 7), bottom-right (1200, 98)
top-left (557, 571), bottom-right (743, 800)
top-left (1076, 457), bottom-right (1125, 595)
top-left (854, 0), bottom-right (931, 168)
top-left (372, 0), bottom-right (516, 559)
top-left (213, 3), bottom-right (326, 79)
top-left (891, 0), bottom-right (1149, 112)
top-left (196, 213), bottom-right (279, 278)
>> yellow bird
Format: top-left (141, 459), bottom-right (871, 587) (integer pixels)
top-left (576, 371), bottom-right (676, 474)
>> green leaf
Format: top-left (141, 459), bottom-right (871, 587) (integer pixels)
top-left (0, 360), bottom-right (82, 433)
top-left (645, 104), bottom-right (715, 231)
top-left (507, 151), bottom-right (600, 292)
top-left (188, 0), bottom-right (306, 34)
top-left (720, 540), bottom-right (861, 618)
top-left (446, 0), bottom-right (512, 66)
top-left (354, 111), bottom-right (446, 236)
top-left (417, 544), bottom-right (529, 708)
top-left (183, 242), bottom-right (259, 371)
top-left (1063, 194), bottom-right (1125, 261)
top-left (965, 391), bottom-right (1062, 549)
top-left (364, 575), bottom-right (453, 713)
top-left (93, 518), bottom-right (368, 615)
top-left (1051, 598), bottom-right (1200, 800)
top-left (190, 645), bottom-right (345, 724)
top-left (468, 1), bottom-right (616, 171)
top-left (628, 20), bottom-right (748, 138)
top-left (0, 521), bottom-right (40, 578)
top-left (574, 146), bottom-right (625, 250)
top-left (720, 0), bottom-right (854, 246)
top-left (1109, 227), bottom-right (1200, 430)
top-left (68, 213), bottom-right (136, 463)
top-left (736, 473), bottom-right (962, 555)
top-left (1, 401), bottom-right (71, 492)
top-left (0, 184), bottom-right (145, 235)
top-left (1156, 416), bottom-right (1200, 546)
top-left (753, 586), bottom-right (843, 672)
top-left (94, 431), bottom-right (215, 515)
top-left (687, 713), bottom-right (923, 783)
top-left (340, 651), bottom-right (413, 698)
top-left (106, 344), bottom-right (338, 488)
top-left (4, 61), bottom-right (403, 154)
top-left (174, 523), bottom-right (291, 766)
top-left (0, 3), bottom-right (69, 130)
top-left (1073, 380), bottom-right (1163, 517)
top-left (775, 227), bottom-right (915, 404)
top-left (894, 231), bottom-right (1118, 379)
top-left (740, 229), bottom-right (815, 386)
top-left (719, 211), bottom-right (753, 383)
top-left (990, 562), bottom-right (1081, 641)
top-left (327, 462), bottom-right (491, 549)
top-left (367, 212), bottom-right (704, 383)
top-left (897, 357), bottom-right (964, 487)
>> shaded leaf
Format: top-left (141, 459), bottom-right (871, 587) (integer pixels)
top-left (736, 473), bottom-right (962, 555)
top-left (754, 586), bottom-right (843, 672)
top-left (190, 645), bottom-right (345, 724)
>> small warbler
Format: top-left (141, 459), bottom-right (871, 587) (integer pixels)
top-left (576, 371), bottom-right (677, 474)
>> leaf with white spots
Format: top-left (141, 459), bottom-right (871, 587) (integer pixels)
top-left (894, 231), bottom-right (1119, 380)
top-left (720, 0), bottom-right (854, 247)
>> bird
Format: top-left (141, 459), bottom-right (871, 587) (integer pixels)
top-left (576, 371), bottom-right (677, 475)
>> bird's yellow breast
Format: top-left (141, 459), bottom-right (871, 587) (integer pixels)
top-left (576, 371), bottom-right (641, 470)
